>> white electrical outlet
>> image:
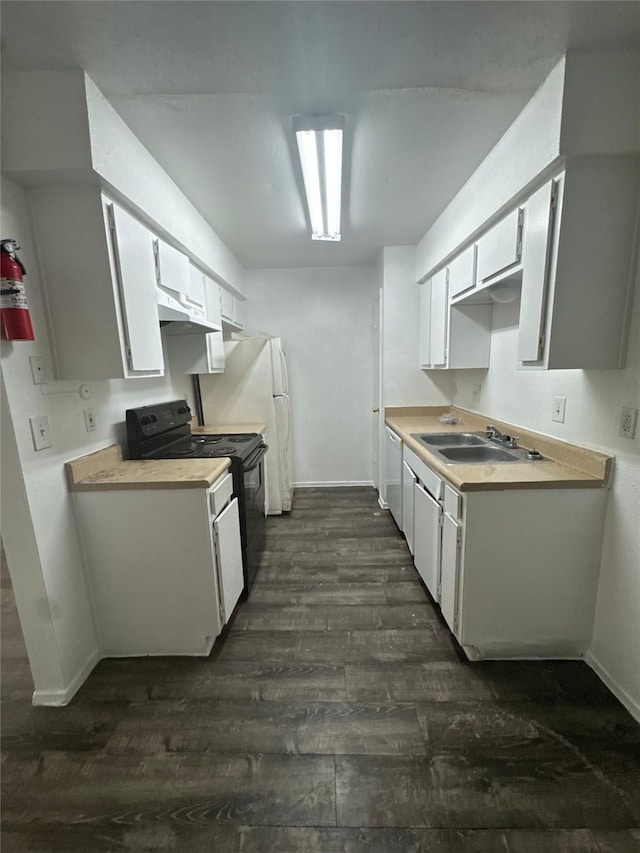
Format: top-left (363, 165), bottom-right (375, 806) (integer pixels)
top-left (618, 406), bottom-right (638, 439)
top-left (29, 355), bottom-right (46, 385)
top-left (84, 408), bottom-right (97, 432)
top-left (30, 415), bottom-right (53, 451)
top-left (552, 396), bottom-right (566, 423)
top-left (472, 384), bottom-right (482, 402)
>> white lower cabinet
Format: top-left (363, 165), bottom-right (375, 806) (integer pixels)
top-left (73, 472), bottom-right (242, 656)
top-left (401, 461), bottom-right (416, 555)
top-left (413, 481), bottom-right (441, 602)
top-left (385, 427), bottom-right (403, 528)
top-left (440, 511), bottom-right (461, 634)
top-left (402, 448), bottom-right (608, 659)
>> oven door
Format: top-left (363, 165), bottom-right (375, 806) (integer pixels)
top-left (242, 444), bottom-right (268, 594)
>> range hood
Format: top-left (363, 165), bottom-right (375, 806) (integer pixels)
top-left (157, 288), bottom-right (219, 335)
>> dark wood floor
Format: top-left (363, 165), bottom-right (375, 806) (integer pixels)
top-left (2, 487), bottom-right (639, 852)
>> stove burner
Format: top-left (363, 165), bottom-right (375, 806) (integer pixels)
top-left (193, 435), bottom-right (224, 445)
top-left (228, 435), bottom-right (253, 443)
top-left (215, 447), bottom-right (236, 455)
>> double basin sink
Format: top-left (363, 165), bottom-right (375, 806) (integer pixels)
top-left (410, 432), bottom-right (544, 465)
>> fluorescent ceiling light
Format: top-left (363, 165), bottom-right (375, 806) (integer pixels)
top-left (294, 116), bottom-right (344, 242)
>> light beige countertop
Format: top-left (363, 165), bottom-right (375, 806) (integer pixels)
top-left (66, 445), bottom-right (230, 492)
top-left (385, 406), bottom-right (612, 492)
top-left (193, 423), bottom-right (266, 435)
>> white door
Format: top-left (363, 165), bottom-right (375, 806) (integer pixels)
top-left (476, 207), bottom-right (522, 282)
top-left (373, 292), bottom-right (383, 496)
top-left (108, 203), bottom-right (164, 373)
top-left (419, 282), bottom-right (431, 368)
top-left (413, 481), bottom-right (441, 601)
top-left (214, 497), bottom-right (244, 623)
top-left (441, 511), bottom-right (461, 636)
top-left (402, 461), bottom-right (416, 555)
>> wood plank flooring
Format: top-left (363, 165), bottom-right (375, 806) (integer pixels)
top-left (2, 487), bottom-right (640, 852)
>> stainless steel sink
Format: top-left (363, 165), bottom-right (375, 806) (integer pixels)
top-left (412, 432), bottom-right (487, 448)
top-left (437, 445), bottom-right (521, 463)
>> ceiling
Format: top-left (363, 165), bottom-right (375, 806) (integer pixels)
top-left (2, 2), bottom-right (639, 269)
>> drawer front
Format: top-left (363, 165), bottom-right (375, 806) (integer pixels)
top-left (443, 484), bottom-right (463, 519)
top-left (476, 208), bottom-right (522, 283)
top-left (209, 471), bottom-right (233, 517)
top-left (403, 445), bottom-right (443, 501)
top-left (448, 245), bottom-right (476, 298)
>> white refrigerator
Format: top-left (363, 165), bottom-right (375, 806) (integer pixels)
top-left (198, 336), bottom-right (293, 514)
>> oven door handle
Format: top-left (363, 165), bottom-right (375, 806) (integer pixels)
top-left (243, 444), bottom-right (268, 472)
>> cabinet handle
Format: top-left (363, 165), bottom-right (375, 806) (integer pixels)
top-left (372, 407), bottom-right (380, 413)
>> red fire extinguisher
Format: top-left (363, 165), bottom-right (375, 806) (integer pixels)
top-left (1, 239), bottom-right (35, 341)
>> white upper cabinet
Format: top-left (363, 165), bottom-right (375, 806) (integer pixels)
top-left (447, 245), bottom-right (476, 299)
top-left (524, 162), bottom-right (639, 369)
top-left (429, 269), bottom-right (448, 367)
top-left (154, 238), bottom-right (190, 296)
top-left (30, 188), bottom-right (164, 380)
top-left (204, 275), bottom-right (222, 329)
top-left (220, 286), bottom-right (245, 330)
top-left (419, 283), bottom-right (431, 369)
top-left (108, 203), bottom-right (165, 374)
top-left (476, 207), bottom-right (523, 284)
top-left (517, 180), bottom-right (556, 363)
top-left (165, 330), bottom-right (225, 375)
top-left (419, 269), bottom-right (491, 371)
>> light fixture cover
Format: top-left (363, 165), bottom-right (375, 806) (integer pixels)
top-left (294, 116), bottom-right (345, 241)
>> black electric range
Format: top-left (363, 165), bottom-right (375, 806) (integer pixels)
top-left (126, 400), bottom-right (267, 595)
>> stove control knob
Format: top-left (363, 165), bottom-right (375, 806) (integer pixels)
top-left (141, 415), bottom-right (151, 425)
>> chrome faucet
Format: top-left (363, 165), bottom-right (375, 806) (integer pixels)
top-left (485, 424), bottom-right (504, 441)
top-left (485, 425), bottom-right (519, 449)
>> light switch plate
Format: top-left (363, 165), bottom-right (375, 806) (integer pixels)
top-left (30, 415), bottom-right (53, 451)
top-left (552, 396), bottom-right (566, 423)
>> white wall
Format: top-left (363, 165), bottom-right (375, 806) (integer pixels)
top-left (454, 271), bottom-right (640, 720)
top-left (381, 246), bottom-right (455, 406)
top-left (0, 176), bottom-right (190, 704)
top-left (244, 267), bottom-right (377, 486)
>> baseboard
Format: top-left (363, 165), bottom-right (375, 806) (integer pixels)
top-left (32, 648), bottom-right (101, 707)
top-left (293, 480), bottom-right (375, 488)
top-left (585, 649), bottom-right (640, 724)
top-left (378, 496), bottom-right (388, 509)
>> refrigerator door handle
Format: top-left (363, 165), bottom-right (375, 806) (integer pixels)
top-left (279, 346), bottom-right (289, 396)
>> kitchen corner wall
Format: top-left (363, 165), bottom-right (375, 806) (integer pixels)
top-left (453, 271), bottom-right (640, 720)
top-left (1, 176), bottom-right (190, 704)
top-left (244, 266), bottom-right (377, 486)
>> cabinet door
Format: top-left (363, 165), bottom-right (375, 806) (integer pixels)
top-left (188, 264), bottom-right (206, 308)
top-left (155, 238), bottom-right (190, 294)
top-left (214, 497), bottom-right (244, 623)
top-left (419, 282), bottom-right (431, 368)
top-left (413, 481), bottom-right (441, 601)
top-left (429, 269), bottom-right (448, 367)
top-left (220, 287), bottom-right (235, 322)
top-left (385, 428), bottom-right (403, 528)
top-left (204, 275), bottom-right (223, 328)
top-left (441, 511), bottom-right (461, 635)
top-left (108, 203), bottom-right (164, 373)
top-left (476, 208), bottom-right (522, 283)
top-left (402, 461), bottom-right (416, 555)
top-left (206, 331), bottom-right (226, 372)
top-left (448, 245), bottom-right (476, 299)
top-left (517, 180), bottom-right (556, 362)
